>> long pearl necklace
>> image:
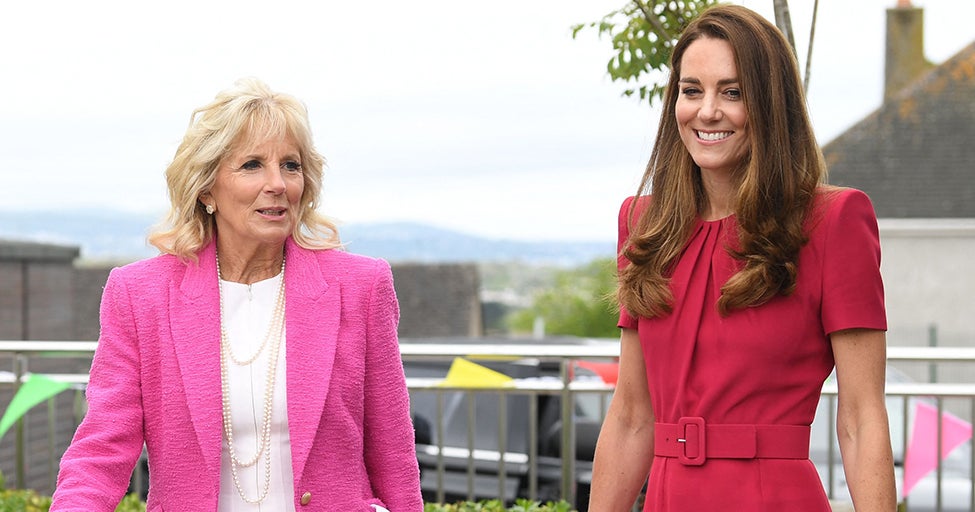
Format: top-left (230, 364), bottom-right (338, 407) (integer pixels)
top-left (217, 253), bottom-right (286, 504)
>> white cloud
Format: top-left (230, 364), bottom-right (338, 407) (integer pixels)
top-left (3, 0), bottom-right (974, 241)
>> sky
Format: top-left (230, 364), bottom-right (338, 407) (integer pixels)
top-left (2, 0), bottom-right (974, 243)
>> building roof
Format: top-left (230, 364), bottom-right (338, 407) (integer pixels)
top-left (822, 40), bottom-right (975, 218)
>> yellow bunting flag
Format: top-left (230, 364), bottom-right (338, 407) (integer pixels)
top-left (439, 358), bottom-right (514, 388)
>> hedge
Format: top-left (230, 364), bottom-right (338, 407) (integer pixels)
top-left (0, 483), bottom-right (574, 512)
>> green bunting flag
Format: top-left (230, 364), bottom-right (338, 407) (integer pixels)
top-left (0, 374), bottom-right (72, 441)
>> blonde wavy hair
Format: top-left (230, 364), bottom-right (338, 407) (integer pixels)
top-left (618, 5), bottom-right (826, 318)
top-left (148, 78), bottom-right (340, 261)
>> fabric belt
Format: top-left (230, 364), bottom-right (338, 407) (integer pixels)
top-left (654, 417), bottom-right (810, 466)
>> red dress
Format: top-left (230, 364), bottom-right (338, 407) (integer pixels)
top-left (617, 188), bottom-right (886, 511)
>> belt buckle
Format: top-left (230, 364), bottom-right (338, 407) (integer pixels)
top-left (677, 416), bottom-right (706, 466)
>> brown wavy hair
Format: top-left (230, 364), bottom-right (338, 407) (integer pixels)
top-left (618, 4), bottom-right (826, 318)
top-left (148, 78), bottom-right (341, 261)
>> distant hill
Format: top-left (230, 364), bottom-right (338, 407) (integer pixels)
top-left (0, 210), bottom-right (613, 266)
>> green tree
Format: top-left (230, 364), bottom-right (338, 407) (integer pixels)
top-left (572, 0), bottom-right (817, 106)
top-left (571, 1), bottom-right (719, 106)
top-left (506, 258), bottom-right (619, 338)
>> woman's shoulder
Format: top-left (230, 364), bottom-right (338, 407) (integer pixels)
top-left (99, 254), bottom-right (187, 304)
top-left (807, 185), bottom-right (880, 240)
top-left (811, 185), bottom-right (878, 222)
top-left (620, 194), bottom-right (652, 211)
top-left (109, 252), bottom-right (183, 281)
top-left (618, 194), bottom-right (652, 226)
top-left (305, 247), bottom-right (391, 280)
top-left (814, 185), bottom-right (874, 210)
top-left (300, 248), bottom-right (393, 302)
top-left (313, 246), bottom-right (386, 266)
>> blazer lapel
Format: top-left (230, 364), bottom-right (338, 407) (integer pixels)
top-left (284, 239), bottom-right (340, 486)
top-left (169, 241), bottom-right (223, 478)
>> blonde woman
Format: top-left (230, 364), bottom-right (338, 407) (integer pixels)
top-left (53, 78), bottom-right (422, 511)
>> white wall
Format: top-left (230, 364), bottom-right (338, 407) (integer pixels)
top-left (879, 219), bottom-right (975, 348)
top-left (878, 219), bottom-right (975, 385)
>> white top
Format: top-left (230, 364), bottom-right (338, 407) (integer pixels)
top-left (218, 273), bottom-right (296, 512)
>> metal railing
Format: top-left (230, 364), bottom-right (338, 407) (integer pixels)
top-left (824, 347), bottom-right (975, 512)
top-left (2, 340), bottom-right (974, 511)
top-left (819, 385), bottom-right (975, 512)
top-left (399, 340), bottom-right (619, 506)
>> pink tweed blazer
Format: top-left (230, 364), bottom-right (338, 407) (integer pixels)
top-left (52, 238), bottom-right (423, 511)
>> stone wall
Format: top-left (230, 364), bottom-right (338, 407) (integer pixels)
top-left (0, 241), bottom-right (79, 340)
top-left (72, 266), bottom-right (112, 343)
top-left (392, 262), bottom-right (483, 338)
top-left (0, 241), bottom-right (84, 494)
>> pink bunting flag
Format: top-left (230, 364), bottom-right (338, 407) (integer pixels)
top-left (903, 400), bottom-right (973, 497)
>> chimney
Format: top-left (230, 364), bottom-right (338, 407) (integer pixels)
top-left (884, 0), bottom-right (932, 100)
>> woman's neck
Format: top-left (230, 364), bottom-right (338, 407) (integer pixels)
top-left (701, 200), bottom-right (734, 221)
top-left (215, 242), bottom-right (285, 284)
top-left (699, 169), bottom-right (737, 221)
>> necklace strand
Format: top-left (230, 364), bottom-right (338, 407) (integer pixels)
top-left (217, 253), bottom-right (286, 504)
top-left (217, 256), bottom-right (287, 366)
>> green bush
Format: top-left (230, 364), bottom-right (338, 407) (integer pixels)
top-left (0, 473), bottom-right (144, 512)
top-left (0, 473), bottom-right (571, 512)
top-left (114, 494), bottom-right (146, 512)
top-left (0, 494), bottom-right (574, 512)
top-left (0, 487), bottom-right (51, 512)
top-left (425, 499), bottom-right (576, 512)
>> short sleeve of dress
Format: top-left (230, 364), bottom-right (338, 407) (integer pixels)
top-left (820, 188), bottom-right (887, 335)
top-left (617, 196), bottom-right (639, 329)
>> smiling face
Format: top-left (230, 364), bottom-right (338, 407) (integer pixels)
top-left (200, 130), bottom-right (304, 256)
top-left (675, 36), bottom-right (750, 178)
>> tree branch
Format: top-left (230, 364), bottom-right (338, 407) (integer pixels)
top-left (633, 0), bottom-right (674, 42)
top-left (772, 0), bottom-right (798, 59)
top-left (803, 0), bottom-right (819, 92)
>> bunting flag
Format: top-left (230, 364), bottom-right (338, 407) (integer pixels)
top-left (903, 400), bottom-right (973, 497)
top-left (0, 373), bottom-right (72, 441)
top-left (576, 360), bottom-right (620, 386)
top-left (439, 358), bottom-right (514, 388)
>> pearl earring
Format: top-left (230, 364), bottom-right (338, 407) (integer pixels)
top-left (206, 204), bottom-right (215, 215)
